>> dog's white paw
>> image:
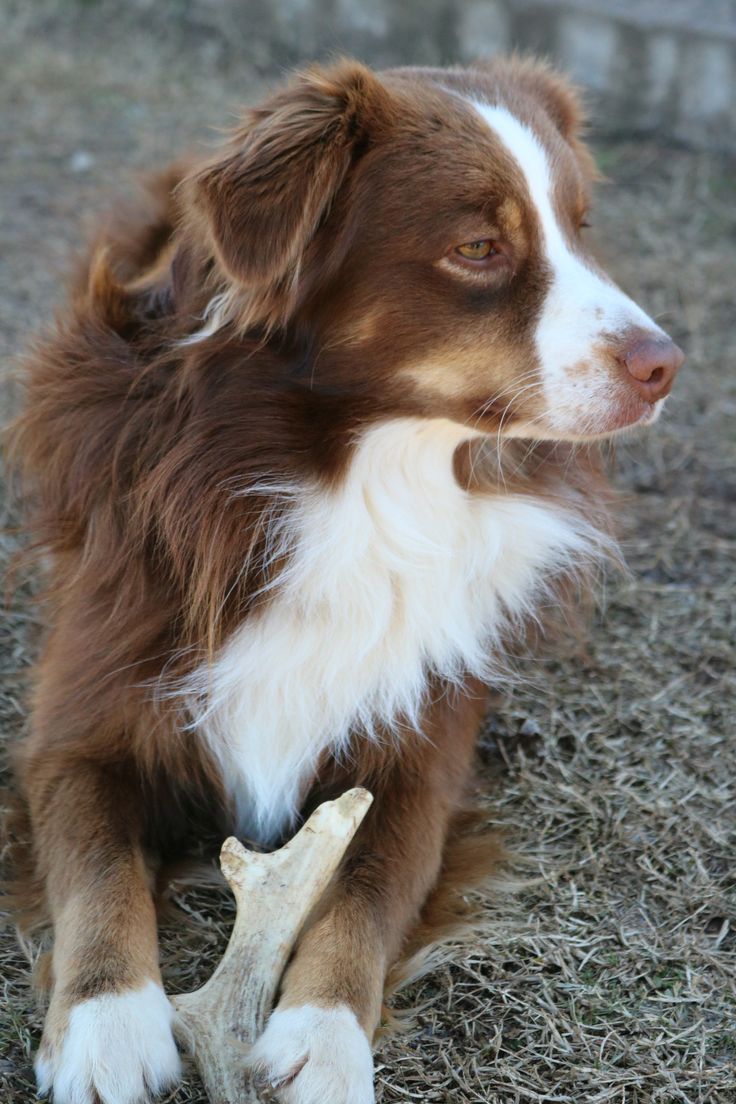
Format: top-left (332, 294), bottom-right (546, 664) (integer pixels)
top-left (249, 1004), bottom-right (375, 1104)
top-left (35, 979), bottom-right (181, 1104)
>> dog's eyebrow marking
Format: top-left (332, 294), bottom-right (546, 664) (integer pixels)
top-left (497, 196), bottom-right (524, 233)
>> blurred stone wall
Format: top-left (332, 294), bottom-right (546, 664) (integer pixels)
top-left (185, 0), bottom-right (735, 148)
top-left (21, 0), bottom-right (736, 148)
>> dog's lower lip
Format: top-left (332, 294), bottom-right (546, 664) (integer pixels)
top-left (563, 401), bottom-right (658, 440)
top-left (604, 400), bottom-right (656, 432)
top-left (632, 401), bottom-right (658, 426)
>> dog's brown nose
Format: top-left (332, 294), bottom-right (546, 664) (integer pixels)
top-left (619, 335), bottom-right (684, 402)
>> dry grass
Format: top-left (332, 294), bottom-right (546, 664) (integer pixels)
top-left (1, 7), bottom-right (735, 1102)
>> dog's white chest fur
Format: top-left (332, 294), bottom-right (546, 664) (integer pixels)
top-left (182, 418), bottom-right (594, 842)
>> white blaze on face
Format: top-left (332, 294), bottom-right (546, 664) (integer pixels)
top-left (471, 102), bottom-right (665, 437)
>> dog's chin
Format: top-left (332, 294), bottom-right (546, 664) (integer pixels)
top-left (583, 398), bottom-right (666, 441)
top-left (495, 398), bottom-right (666, 444)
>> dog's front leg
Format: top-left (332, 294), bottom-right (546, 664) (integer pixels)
top-left (248, 681), bottom-right (488, 1104)
top-left (24, 757), bottom-right (181, 1104)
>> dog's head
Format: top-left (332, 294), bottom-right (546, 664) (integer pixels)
top-left (189, 57), bottom-right (682, 441)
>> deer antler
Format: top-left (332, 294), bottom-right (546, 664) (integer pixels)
top-left (172, 787), bottom-right (373, 1103)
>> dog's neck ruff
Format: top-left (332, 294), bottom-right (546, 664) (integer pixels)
top-left (181, 417), bottom-right (603, 842)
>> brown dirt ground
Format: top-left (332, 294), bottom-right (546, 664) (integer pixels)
top-left (1, 6), bottom-right (735, 1103)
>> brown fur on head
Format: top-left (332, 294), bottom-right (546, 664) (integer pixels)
top-left (177, 55), bottom-right (673, 443)
top-left (179, 54), bottom-right (597, 343)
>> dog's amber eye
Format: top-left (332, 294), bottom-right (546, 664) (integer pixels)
top-left (456, 240), bottom-right (497, 260)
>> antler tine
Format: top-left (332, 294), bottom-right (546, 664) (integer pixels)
top-left (172, 787), bottom-right (373, 1103)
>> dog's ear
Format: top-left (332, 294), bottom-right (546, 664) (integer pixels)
top-left (526, 64), bottom-right (601, 180)
top-left (511, 58), bottom-right (600, 176)
top-left (190, 61), bottom-right (391, 288)
top-left (473, 56), bottom-right (598, 177)
top-left (515, 60), bottom-right (586, 144)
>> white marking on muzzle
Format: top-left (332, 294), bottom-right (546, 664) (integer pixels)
top-left (471, 102), bottom-right (663, 436)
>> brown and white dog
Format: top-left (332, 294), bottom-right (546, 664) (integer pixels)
top-left (10, 56), bottom-right (682, 1104)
